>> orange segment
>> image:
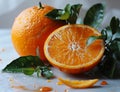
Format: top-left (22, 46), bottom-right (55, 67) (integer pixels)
top-left (44, 24), bottom-right (104, 73)
top-left (58, 77), bottom-right (99, 88)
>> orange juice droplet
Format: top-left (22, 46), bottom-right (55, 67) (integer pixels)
top-left (39, 86), bottom-right (53, 92)
top-left (101, 80), bottom-right (108, 85)
top-left (11, 85), bottom-right (28, 90)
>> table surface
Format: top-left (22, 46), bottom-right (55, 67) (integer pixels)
top-left (0, 30), bottom-right (120, 92)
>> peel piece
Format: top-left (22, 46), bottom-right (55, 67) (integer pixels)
top-left (58, 77), bottom-right (99, 89)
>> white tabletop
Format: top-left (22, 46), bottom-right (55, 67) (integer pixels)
top-left (0, 29), bottom-right (120, 92)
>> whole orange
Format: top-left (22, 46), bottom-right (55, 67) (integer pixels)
top-left (11, 5), bottom-right (65, 61)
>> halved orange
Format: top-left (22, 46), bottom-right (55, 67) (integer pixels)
top-left (58, 77), bottom-right (99, 88)
top-left (44, 24), bottom-right (104, 74)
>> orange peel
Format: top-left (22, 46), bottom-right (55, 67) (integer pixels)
top-left (58, 77), bottom-right (99, 88)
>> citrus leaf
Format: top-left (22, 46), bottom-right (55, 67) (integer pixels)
top-left (45, 9), bottom-right (64, 20)
top-left (92, 17), bottom-right (120, 78)
top-left (71, 4), bottom-right (82, 15)
top-left (113, 27), bottom-right (120, 39)
top-left (86, 35), bottom-right (103, 46)
top-left (101, 26), bottom-right (112, 44)
top-left (41, 66), bottom-right (53, 79)
top-left (110, 16), bottom-right (120, 34)
top-left (2, 55), bottom-right (54, 79)
top-left (84, 3), bottom-right (104, 28)
top-left (2, 56), bottom-right (43, 73)
top-left (23, 68), bottom-right (35, 75)
top-left (67, 4), bottom-right (82, 24)
top-left (46, 4), bottom-right (82, 24)
top-left (64, 4), bottom-right (71, 13)
top-left (109, 38), bottom-right (120, 52)
top-left (100, 51), bottom-right (120, 78)
top-left (36, 66), bottom-right (54, 79)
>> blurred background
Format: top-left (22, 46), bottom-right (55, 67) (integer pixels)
top-left (0, 0), bottom-right (120, 29)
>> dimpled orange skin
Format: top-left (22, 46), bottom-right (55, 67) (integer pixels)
top-left (11, 5), bottom-right (65, 61)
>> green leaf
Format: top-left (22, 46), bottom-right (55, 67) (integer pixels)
top-left (23, 68), bottom-right (35, 75)
top-left (67, 4), bottom-right (82, 24)
top-left (109, 38), bottom-right (120, 52)
top-left (71, 4), bottom-right (82, 15)
top-left (46, 4), bottom-right (82, 24)
top-left (101, 27), bottom-right (112, 44)
top-left (60, 12), bottom-right (70, 20)
top-left (86, 36), bottom-right (98, 46)
top-left (2, 55), bottom-right (54, 79)
top-left (2, 56), bottom-right (43, 73)
top-left (110, 16), bottom-right (120, 34)
top-left (84, 3), bottom-right (104, 28)
top-left (100, 51), bottom-right (120, 78)
top-left (36, 66), bottom-right (54, 79)
top-left (45, 9), bottom-right (64, 20)
top-left (64, 4), bottom-right (71, 13)
top-left (95, 17), bottom-right (120, 78)
top-left (41, 66), bottom-right (53, 79)
top-left (86, 35), bottom-right (103, 46)
top-left (113, 27), bottom-right (120, 39)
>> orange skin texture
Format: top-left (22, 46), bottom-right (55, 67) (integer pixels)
top-left (11, 5), bottom-right (65, 61)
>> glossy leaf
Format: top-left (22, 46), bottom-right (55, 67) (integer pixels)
top-left (46, 4), bottom-right (82, 24)
top-left (101, 27), bottom-right (112, 44)
top-left (2, 55), bottom-right (54, 79)
top-left (98, 18), bottom-right (120, 78)
top-left (86, 35), bottom-right (103, 46)
top-left (2, 56), bottom-right (43, 72)
top-left (67, 4), bottom-right (82, 24)
top-left (84, 3), bottom-right (104, 28)
top-left (110, 16), bottom-right (120, 34)
top-left (40, 66), bottom-right (54, 79)
top-left (23, 68), bottom-right (35, 75)
top-left (109, 38), bottom-right (120, 52)
top-left (113, 27), bottom-right (120, 39)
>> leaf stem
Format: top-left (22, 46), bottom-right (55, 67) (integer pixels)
top-left (39, 2), bottom-right (44, 9)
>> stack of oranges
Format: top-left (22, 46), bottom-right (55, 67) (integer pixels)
top-left (11, 4), bottom-right (104, 74)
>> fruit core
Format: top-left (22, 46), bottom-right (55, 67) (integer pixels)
top-left (68, 42), bottom-right (80, 51)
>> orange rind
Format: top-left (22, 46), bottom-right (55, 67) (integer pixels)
top-left (58, 77), bottom-right (99, 88)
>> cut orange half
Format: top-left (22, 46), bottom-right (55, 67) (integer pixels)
top-left (58, 77), bottom-right (99, 88)
top-left (44, 24), bottom-right (104, 74)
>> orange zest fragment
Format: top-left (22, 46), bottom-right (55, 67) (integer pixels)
top-left (58, 77), bottom-right (99, 89)
top-left (57, 80), bottom-right (63, 85)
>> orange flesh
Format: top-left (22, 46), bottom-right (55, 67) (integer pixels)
top-left (46, 25), bottom-right (103, 66)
